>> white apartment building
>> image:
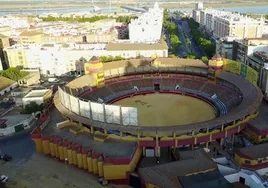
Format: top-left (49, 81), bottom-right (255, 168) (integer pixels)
top-left (197, 9), bottom-right (264, 39)
top-left (4, 41), bottom-right (168, 76)
top-left (192, 10), bottom-right (201, 23)
top-left (0, 16), bottom-right (30, 29)
top-left (192, 2), bottom-right (203, 23)
top-left (128, 2), bottom-right (163, 43)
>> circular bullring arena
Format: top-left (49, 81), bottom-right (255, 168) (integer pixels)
top-left (113, 94), bottom-right (216, 127)
top-left (55, 57), bottom-right (262, 139)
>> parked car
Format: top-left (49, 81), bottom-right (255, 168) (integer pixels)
top-left (0, 154), bottom-right (12, 161)
top-left (0, 175), bottom-right (8, 183)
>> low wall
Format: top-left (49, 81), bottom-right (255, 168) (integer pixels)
top-left (103, 148), bottom-right (142, 180)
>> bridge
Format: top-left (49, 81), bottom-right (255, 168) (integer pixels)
top-left (121, 6), bottom-right (147, 13)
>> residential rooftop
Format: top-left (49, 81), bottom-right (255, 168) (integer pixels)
top-left (235, 143), bottom-right (268, 159)
top-left (139, 149), bottom-right (218, 188)
top-left (24, 89), bottom-right (50, 98)
top-left (0, 114), bottom-right (32, 127)
top-left (106, 40), bottom-right (168, 51)
top-left (11, 87), bottom-right (32, 93)
top-left (0, 76), bottom-right (16, 91)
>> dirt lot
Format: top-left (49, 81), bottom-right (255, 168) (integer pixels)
top-left (1, 153), bottom-right (105, 188)
top-left (114, 93), bottom-right (216, 126)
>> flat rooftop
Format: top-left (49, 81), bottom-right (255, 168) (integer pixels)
top-left (0, 76), bottom-right (15, 91)
top-left (106, 40), bottom-right (168, 51)
top-left (42, 108), bottom-right (137, 158)
top-left (139, 149), bottom-right (218, 188)
top-left (0, 114), bottom-right (32, 127)
top-left (11, 87), bottom-right (32, 93)
top-left (248, 102), bottom-right (268, 130)
top-left (236, 142), bottom-right (268, 159)
top-left (24, 89), bottom-right (50, 98)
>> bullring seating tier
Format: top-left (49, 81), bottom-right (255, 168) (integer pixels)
top-left (54, 71), bottom-right (262, 136)
top-left (80, 75), bottom-right (241, 115)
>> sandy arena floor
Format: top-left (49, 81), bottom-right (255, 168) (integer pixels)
top-left (114, 93), bottom-right (216, 127)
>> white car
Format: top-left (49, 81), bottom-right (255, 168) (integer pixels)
top-left (1, 175), bottom-right (8, 183)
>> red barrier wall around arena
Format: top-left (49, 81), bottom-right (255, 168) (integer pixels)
top-left (159, 140), bottom-right (175, 147)
top-left (212, 132), bottom-right (225, 140)
top-left (197, 135), bottom-right (210, 143)
top-left (177, 138), bottom-right (194, 146)
top-left (139, 141), bottom-right (156, 147)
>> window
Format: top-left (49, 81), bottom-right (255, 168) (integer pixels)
top-left (261, 135), bottom-right (266, 139)
top-left (258, 159), bottom-right (263, 164)
top-left (245, 160), bottom-right (251, 165)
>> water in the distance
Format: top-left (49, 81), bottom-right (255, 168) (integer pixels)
top-left (171, 6), bottom-right (268, 14)
top-left (0, 6), bottom-right (267, 15)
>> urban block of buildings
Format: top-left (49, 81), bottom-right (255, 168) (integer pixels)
top-left (3, 41), bottom-right (168, 76)
top-left (0, 2), bottom-right (165, 76)
top-left (193, 6), bottom-right (265, 39)
top-left (129, 2), bottom-right (163, 43)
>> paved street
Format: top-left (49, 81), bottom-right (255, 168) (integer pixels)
top-left (181, 21), bottom-right (206, 57)
top-left (0, 131), bottom-right (34, 164)
top-left (0, 107), bottom-right (132, 188)
top-left (172, 15), bottom-right (206, 58)
top-left (173, 18), bottom-right (189, 57)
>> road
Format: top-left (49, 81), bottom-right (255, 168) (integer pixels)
top-left (181, 20), bottom-right (206, 57)
top-left (173, 18), bottom-right (189, 57)
top-left (0, 108), bottom-right (122, 188)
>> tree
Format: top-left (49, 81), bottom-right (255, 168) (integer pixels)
top-left (23, 102), bottom-right (43, 114)
top-left (0, 67), bottom-right (29, 81)
top-left (170, 35), bottom-right (181, 54)
top-left (99, 56), bottom-right (125, 63)
top-left (185, 18), bottom-right (215, 58)
top-left (201, 56), bottom-right (209, 63)
top-left (183, 53), bottom-right (196, 59)
top-left (168, 23), bottom-right (177, 35)
top-left (40, 15), bottom-right (138, 24)
top-left (168, 54), bottom-right (177, 58)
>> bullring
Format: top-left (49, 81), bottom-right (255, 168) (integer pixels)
top-left (31, 56), bottom-right (263, 182)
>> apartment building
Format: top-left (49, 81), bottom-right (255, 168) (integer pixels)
top-left (18, 30), bottom-right (118, 45)
top-left (249, 51), bottom-right (268, 99)
top-left (232, 38), bottom-right (268, 64)
top-left (0, 34), bottom-right (10, 69)
top-left (19, 31), bottom-right (44, 45)
top-left (216, 37), bottom-right (236, 59)
top-left (192, 2), bottom-right (203, 24)
top-left (198, 9), bottom-right (264, 39)
top-left (232, 38), bottom-right (268, 96)
top-left (4, 41), bottom-right (168, 76)
top-left (129, 2), bottom-right (163, 43)
top-left (192, 10), bottom-right (201, 23)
